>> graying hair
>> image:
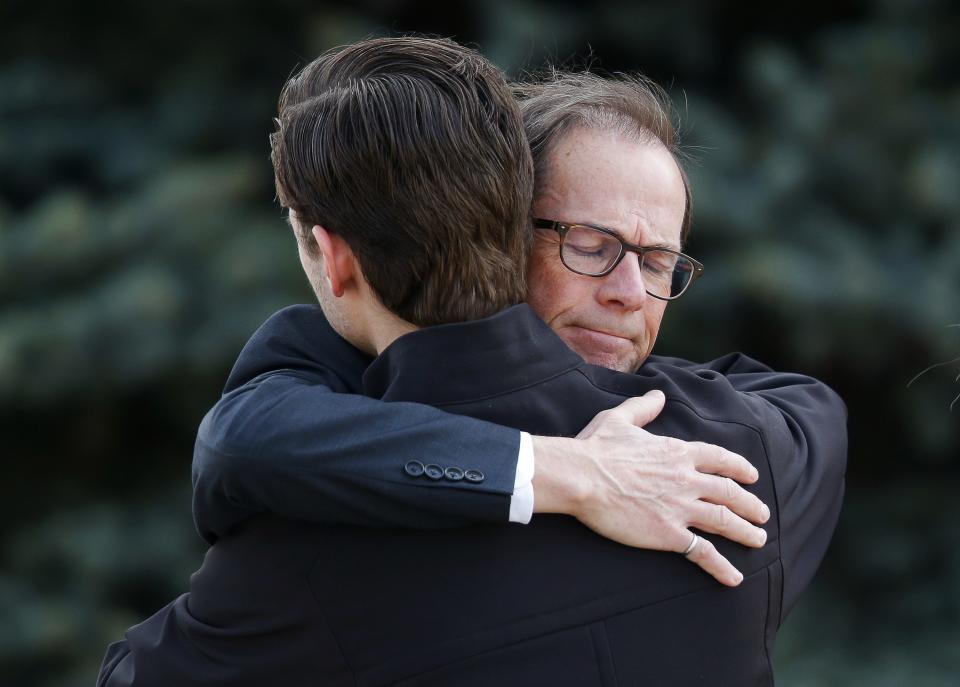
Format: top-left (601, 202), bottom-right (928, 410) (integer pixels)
top-left (514, 70), bottom-right (693, 245)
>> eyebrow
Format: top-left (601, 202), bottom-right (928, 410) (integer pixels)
top-left (595, 222), bottom-right (681, 252)
top-left (649, 241), bottom-right (683, 252)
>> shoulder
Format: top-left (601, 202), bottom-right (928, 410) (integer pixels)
top-left (224, 305), bottom-right (373, 394)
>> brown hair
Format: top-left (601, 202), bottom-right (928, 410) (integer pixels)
top-left (514, 70), bottom-right (693, 245)
top-left (271, 37), bottom-right (534, 326)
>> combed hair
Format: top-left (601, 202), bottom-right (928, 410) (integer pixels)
top-left (514, 70), bottom-right (693, 245)
top-left (271, 37), bottom-right (534, 326)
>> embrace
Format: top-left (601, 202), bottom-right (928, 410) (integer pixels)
top-left (98, 36), bottom-right (846, 686)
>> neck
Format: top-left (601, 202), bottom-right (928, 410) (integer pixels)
top-left (368, 313), bottom-right (418, 355)
top-left (334, 291), bottom-right (417, 356)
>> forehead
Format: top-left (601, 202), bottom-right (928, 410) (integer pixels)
top-left (535, 127), bottom-right (686, 249)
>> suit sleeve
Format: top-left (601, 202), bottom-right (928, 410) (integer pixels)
top-left (192, 305), bottom-right (521, 544)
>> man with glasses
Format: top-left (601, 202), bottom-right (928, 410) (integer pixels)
top-left (99, 42), bottom-right (846, 685)
top-left (188, 72), bottom-right (838, 590)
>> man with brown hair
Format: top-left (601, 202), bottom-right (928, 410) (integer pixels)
top-left (272, 36), bottom-right (533, 328)
top-left (193, 69), bottom-right (793, 587)
top-left (99, 36), bottom-right (845, 686)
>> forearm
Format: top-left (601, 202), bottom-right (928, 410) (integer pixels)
top-left (192, 371), bottom-right (521, 543)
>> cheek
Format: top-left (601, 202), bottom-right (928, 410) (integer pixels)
top-left (526, 252), bottom-right (565, 318)
top-left (528, 255), bottom-right (606, 324)
top-left (644, 302), bottom-right (669, 345)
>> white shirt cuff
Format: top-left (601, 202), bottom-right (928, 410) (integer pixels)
top-left (508, 431), bottom-right (535, 524)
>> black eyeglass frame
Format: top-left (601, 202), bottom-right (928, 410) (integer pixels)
top-left (533, 218), bottom-right (705, 301)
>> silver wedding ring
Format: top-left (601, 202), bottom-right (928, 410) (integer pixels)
top-left (682, 533), bottom-right (699, 557)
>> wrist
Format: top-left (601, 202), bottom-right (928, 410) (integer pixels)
top-left (530, 435), bottom-right (591, 516)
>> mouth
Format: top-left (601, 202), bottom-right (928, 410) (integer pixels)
top-left (568, 325), bottom-right (633, 342)
top-left (559, 325), bottom-right (639, 358)
top-left (556, 324), bottom-right (643, 370)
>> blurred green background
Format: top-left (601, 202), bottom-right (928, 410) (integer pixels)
top-left (1, 1), bottom-right (957, 685)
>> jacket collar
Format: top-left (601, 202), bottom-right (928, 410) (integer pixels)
top-left (362, 304), bottom-right (584, 405)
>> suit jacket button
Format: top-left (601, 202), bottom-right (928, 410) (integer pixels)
top-left (444, 466), bottom-right (465, 481)
top-left (464, 469), bottom-right (485, 483)
top-left (424, 464), bottom-right (444, 480)
top-left (404, 460), bottom-right (425, 477)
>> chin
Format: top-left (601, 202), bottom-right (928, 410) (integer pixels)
top-left (593, 355), bottom-right (641, 373)
top-left (573, 348), bottom-right (639, 373)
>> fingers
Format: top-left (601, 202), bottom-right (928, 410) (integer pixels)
top-left (698, 474), bottom-right (770, 525)
top-left (693, 442), bottom-right (759, 484)
top-left (578, 392), bottom-right (665, 438)
top-left (608, 391), bottom-right (666, 428)
top-left (682, 534), bottom-right (744, 587)
top-left (687, 500), bottom-right (768, 550)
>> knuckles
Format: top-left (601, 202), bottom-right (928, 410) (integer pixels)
top-left (668, 464), bottom-right (697, 491)
top-left (723, 476), bottom-right (738, 501)
top-left (713, 504), bottom-right (731, 527)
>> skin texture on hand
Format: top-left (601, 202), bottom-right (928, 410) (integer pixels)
top-left (531, 390), bottom-right (770, 587)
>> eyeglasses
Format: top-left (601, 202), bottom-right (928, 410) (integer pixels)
top-left (533, 218), bottom-right (704, 301)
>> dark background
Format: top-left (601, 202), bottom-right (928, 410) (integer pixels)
top-left (2, 1), bottom-right (958, 685)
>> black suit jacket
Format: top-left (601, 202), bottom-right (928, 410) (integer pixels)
top-left (99, 305), bottom-right (846, 686)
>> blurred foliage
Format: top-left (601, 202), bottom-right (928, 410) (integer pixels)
top-left (1, 1), bottom-right (957, 685)
top-left (1, 487), bottom-right (204, 687)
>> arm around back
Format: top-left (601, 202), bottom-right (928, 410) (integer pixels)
top-left (736, 367), bottom-right (848, 621)
top-left (650, 353), bottom-right (848, 618)
top-left (192, 305), bottom-right (521, 544)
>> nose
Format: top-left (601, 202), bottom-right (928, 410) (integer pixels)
top-left (595, 254), bottom-right (648, 310)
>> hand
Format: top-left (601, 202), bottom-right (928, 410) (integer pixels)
top-left (532, 390), bottom-right (770, 587)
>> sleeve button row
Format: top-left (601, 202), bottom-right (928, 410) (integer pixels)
top-left (403, 460), bottom-right (483, 484)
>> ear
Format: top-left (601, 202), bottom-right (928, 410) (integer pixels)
top-left (311, 225), bottom-right (356, 298)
